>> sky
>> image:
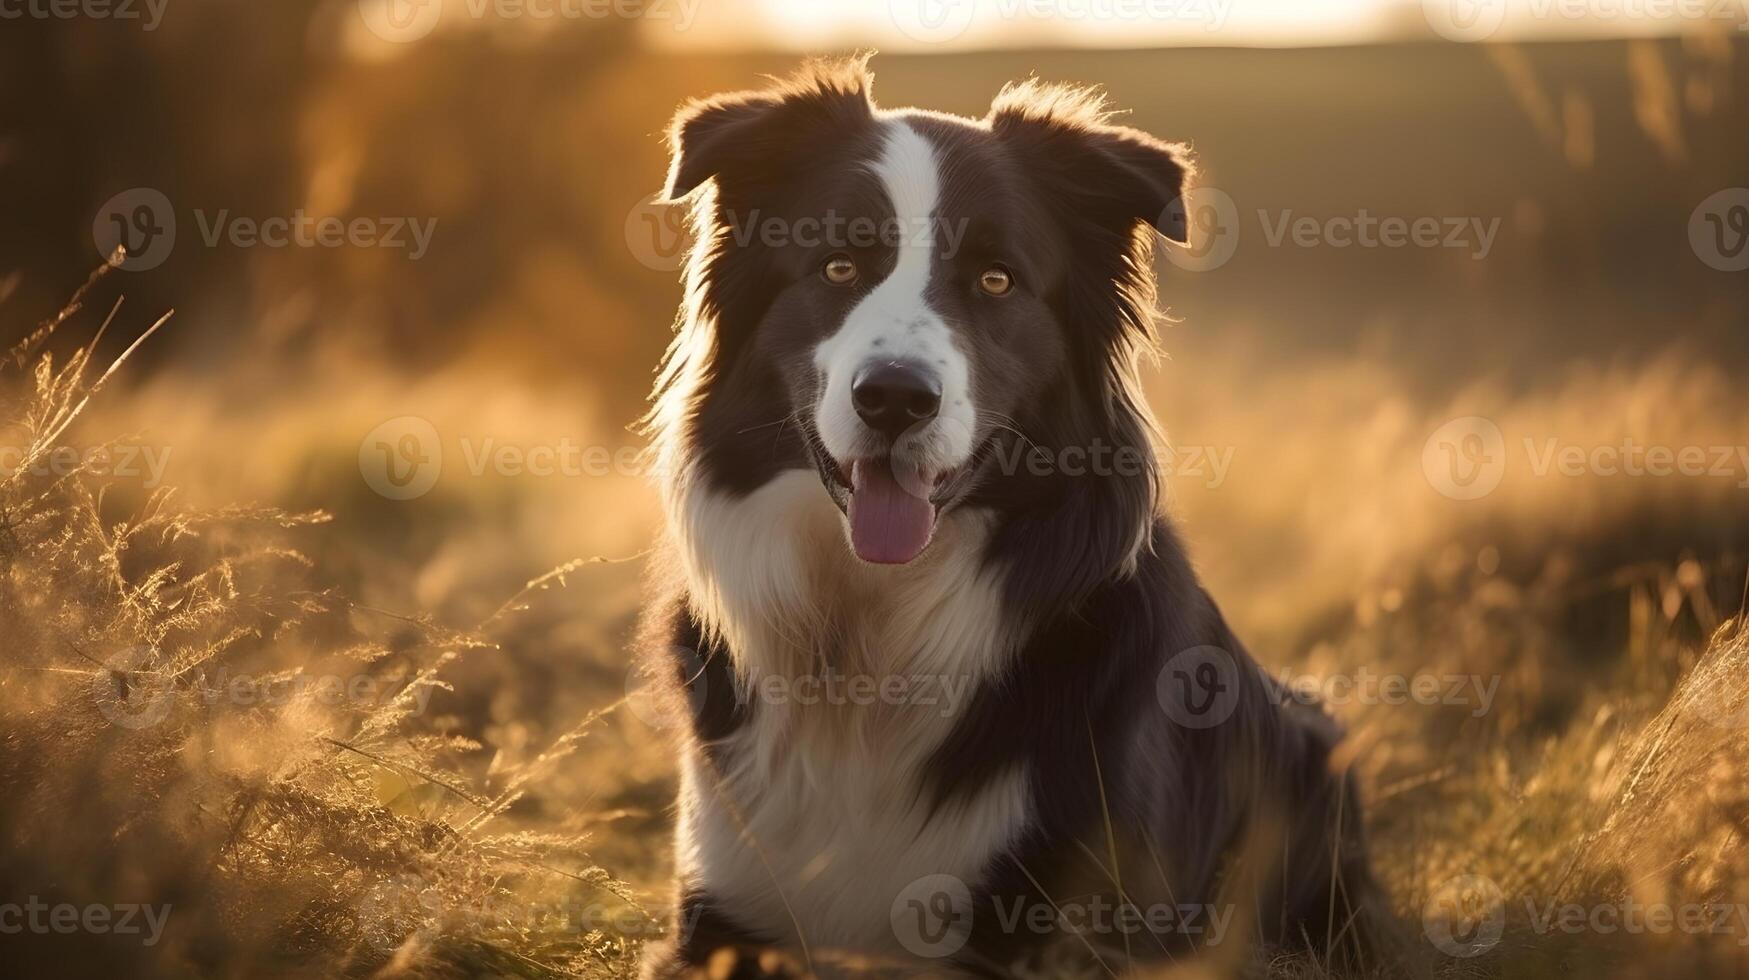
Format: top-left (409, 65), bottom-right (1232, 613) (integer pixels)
top-left (644, 0), bottom-right (1749, 50)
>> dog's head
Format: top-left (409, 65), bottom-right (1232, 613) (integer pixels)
top-left (656, 56), bottom-right (1190, 568)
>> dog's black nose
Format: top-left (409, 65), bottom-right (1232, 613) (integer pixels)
top-left (852, 362), bottom-right (941, 438)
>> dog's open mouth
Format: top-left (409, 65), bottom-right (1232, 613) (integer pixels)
top-left (815, 450), bottom-right (964, 566)
top-left (807, 422), bottom-right (1005, 565)
top-left (843, 458), bottom-right (940, 565)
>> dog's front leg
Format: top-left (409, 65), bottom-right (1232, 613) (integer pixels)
top-left (641, 891), bottom-right (809, 980)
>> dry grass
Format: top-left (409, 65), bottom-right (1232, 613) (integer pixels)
top-left (4, 263), bottom-right (1749, 980)
top-left (0, 259), bottom-right (652, 978)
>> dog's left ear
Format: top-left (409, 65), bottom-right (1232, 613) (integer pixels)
top-left (661, 92), bottom-right (787, 202)
top-left (988, 81), bottom-right (1194, 245)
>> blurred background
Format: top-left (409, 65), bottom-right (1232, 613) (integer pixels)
top-left (2, 1), bottom-right (1748, 976)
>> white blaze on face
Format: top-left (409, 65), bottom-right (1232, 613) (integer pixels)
top-left (812, 118), bottom-right (976, 479)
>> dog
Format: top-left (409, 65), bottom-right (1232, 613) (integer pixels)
top-left (636, 55), bottom-right (1379, 978)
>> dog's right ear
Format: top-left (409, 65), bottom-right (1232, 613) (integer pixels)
top-left (659, 56), bottom-right (877, 203)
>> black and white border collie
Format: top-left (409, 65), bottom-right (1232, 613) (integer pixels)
top-left (638, 56), bottom-right (1379, 979)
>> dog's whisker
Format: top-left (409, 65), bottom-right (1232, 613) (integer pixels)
top-left (737, 417), bottom-right (793, 435)
top-left (976, 411), bottom-right (1043, 455)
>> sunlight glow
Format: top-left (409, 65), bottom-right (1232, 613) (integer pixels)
top-left (648, 0), bottom-right (1749, 51)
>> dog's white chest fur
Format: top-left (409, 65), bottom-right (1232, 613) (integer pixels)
top-left (668, 470), bottom-right (1031, 954)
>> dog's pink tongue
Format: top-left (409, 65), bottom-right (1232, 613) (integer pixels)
top-left (849, 460), bottom-right (935, 564)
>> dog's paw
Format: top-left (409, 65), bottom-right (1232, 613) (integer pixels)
top-left (695, 945), bottom-right (809, 980)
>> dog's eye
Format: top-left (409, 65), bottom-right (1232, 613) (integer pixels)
top-left (821, 254), bottom-right (858, 286)
top-left (978, 265), bottom-right (1014, 297)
